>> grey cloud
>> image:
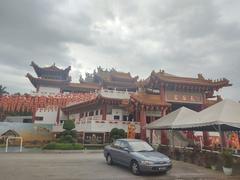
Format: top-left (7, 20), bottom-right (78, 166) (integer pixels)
top-left (0, 0), bottom-right (239, 100)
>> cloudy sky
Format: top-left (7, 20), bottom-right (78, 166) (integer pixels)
top-left (0, 0), bottom-right (239, 100)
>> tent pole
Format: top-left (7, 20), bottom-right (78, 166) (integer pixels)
top-left (149, 129), bottom-right (153, 144)
top-left (171, 129), bottom-right (175, 159)
top-left (218, 124), bottom-right (223, 152)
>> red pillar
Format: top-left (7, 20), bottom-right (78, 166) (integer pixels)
top-left (160, 83), bottom-right (165, 103)
top-left (56, 107), bottom-right (60, 125)
top-left (161, 130), bottom-right (169, 145)
top-left (203, 131), bottom-right (210, 147)
top-left (200, 104), bottom-right (210, 147)
top-left (135, 107), bottom-right (139, 122)
top-left (32, 110), bottom-right (36, 123)
top-left (102, 104), bottom-right (107, 120)
top-left (140, 106), bottom-right (147, 140)
top-left (219, 131), bottom-right (227, 148)
top-left (186, 131), bottom-right (195, 140)
top-left (160, 107), bottom-right (169, 145)
top-left (150, 129), bottom-right (153, 144)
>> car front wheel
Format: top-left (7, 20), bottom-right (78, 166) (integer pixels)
top-left (131, 161), bottom-right (140, 175)
top-left (106, 154), bottom-right (113, 165)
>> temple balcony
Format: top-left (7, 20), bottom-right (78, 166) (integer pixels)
top-left (99, 88), bottom-right (130, 99)
top-left (52, 115), bottom-right (140, 133)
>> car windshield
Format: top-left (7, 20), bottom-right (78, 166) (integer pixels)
top-left (128, 141), bottom-right (154, 152)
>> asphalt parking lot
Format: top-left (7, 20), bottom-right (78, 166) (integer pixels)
top-left (0, 152), bottom-right (239, 180)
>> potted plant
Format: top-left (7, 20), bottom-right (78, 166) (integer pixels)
top-left (174, 148), bottom-right (181, 161)
top-left (209, 153), bottom-right (218, 170)
top-left (221, 150), bottom-right (233, 176)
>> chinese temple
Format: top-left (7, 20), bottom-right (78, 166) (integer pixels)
top-left (87, 67), bottom-right (139, 91)
top-left (26, 61), bottom-right (100, 94)
top-left (144, 70), bottom-right (231, 111)
top-left (6, 62), bottom-right (230, 144)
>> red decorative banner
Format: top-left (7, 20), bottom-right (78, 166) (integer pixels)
top-left (0, 93), bottom-right (96, 113)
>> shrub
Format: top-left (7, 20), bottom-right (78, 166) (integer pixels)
top-left (209, 152), bottom-right (218, 166)
top-left (174, 148), bottom-right (181, 160)
top-left (158, 145), bottom-right (171, 157)
top-left (61, 130), bottom-right (77, 138)
top-left (58, 120), bottom-right (77, 143)
top-left (58, 135), bottom-right (77, 143)
top-left (63, 120), bottom-right (75, 131)
top-left (221, 150), bottom-right (233, 168)
top-left (110, 128), bottom-right (126, 141)
top-left (204, 152), bottom-right (212, 168)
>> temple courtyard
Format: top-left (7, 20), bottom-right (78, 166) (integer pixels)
top-left (0, 153), bottom-right (239, 180)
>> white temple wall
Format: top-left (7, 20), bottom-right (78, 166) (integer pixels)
top-left (38, 86), bottom-right (61, 95)
top-left (34, 108), bottom-right (66, 125)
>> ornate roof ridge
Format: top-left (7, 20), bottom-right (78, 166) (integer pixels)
top-left (152, 70), bottom-right (231, 87)
top-left (30, 61), bottom-right (71, 78)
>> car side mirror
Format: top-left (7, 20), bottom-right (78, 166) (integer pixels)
top-left (123, 147), bottom-right (129, 152)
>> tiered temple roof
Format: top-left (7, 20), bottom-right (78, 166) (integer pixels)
top-left (93, 68), bottom-right (139, 91)
top-left (131, 92), bottom-right (170, 107)
top-left (145, 70), bottom-right (231, 91)
top-left (62, 90), bottom-right (129, 114)
top-left (63, 90), bottom-right (170, 114)
top-left (27, 62), bottom-right (231, 97)
top-left (26, 73), bottom-right (70, 88)
top-left (30, 61), bottom-right (71, 81)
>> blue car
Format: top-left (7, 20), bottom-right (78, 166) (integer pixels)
top-left (104, 139), bottom-right (172, 175)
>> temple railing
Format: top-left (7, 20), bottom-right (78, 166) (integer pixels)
top-left (52, 119), bottom-right (140, 133)
top-left (99, 89), bottom-right (130, 99)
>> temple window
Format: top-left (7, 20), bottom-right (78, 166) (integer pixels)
top-left (113, 115), bottom-right (120, 120)
top-left (95, 110), bottom-right (99, 116)
top-left (80, 113), bottom-right (84, 118)
top-left (123, 115), bottom-right (128, 121)
top-left (35, 116), bottom-right (43, 121)
top-left (89, 111), bottom-right (94, 116)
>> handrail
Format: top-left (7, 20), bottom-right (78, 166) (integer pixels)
top-left (5, 137), bottom-right (23, 153)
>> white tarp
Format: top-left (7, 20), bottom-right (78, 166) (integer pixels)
top-left (183, 99), bottom-right (240, 129)
top-left (147, 99), bottom-right (240, 130)
top-left (147, 107), bottom-right (198, 130)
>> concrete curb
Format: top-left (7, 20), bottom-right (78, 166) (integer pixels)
top-left (0, 149), bottom-right (104, 154)
top-left (42, 149), bottom-right (104, 153)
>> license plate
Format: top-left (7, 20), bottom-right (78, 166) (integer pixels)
top-left (158, 167), bottom-right (166, 171)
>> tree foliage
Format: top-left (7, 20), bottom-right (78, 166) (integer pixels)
top-left (63, 120), bottom-right (75, 131)
top-left (57, 120), bottom-right (77, 143)
top-left (221, 149), bottom-right (233, 168)
top-left (110, 128), bottom-right (126, 141)
top-left (0, 85), bottom-right (8, 95)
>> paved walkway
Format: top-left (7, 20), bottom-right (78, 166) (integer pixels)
top-left (0, 153), bottom-right (239, 180)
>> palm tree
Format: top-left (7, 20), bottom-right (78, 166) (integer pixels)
top-left (0, 85), bottom-right (9, 95)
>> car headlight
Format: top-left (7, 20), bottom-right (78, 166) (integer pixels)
top-left (162, 158), bottom-right (171, 164)
top-left (140, 160), bottom-right (155, 165)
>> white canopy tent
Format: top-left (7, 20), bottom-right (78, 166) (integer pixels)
top-left (147, 107), bottom-right (198, 130)
top-left (147, 107), bottom-right (198, 151)
top-left (148, 99), bottom-right (240, 131)
top-left (147, 99), bottom-right (240, 150)
top-left (172, 99), bottom-right (240, 131)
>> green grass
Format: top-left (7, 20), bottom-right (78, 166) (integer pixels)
top-left (84, 145), bottom-right (104, 150)
top-left (43, 143), bottom-right (84, 150)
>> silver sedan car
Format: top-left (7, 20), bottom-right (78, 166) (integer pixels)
top-left (104, 139), bottom-right (172, 175)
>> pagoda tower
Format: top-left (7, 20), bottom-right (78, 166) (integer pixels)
top-left (26, 61), bottom-right (71, 95)
top-left (25, 62), bottom-right (72, 124)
